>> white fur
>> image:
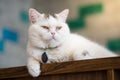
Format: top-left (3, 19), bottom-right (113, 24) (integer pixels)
top-left (27, 8), bottom-right (118, 77)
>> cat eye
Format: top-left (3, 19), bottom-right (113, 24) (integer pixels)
top-left (41, 26), bottom-right (49, 30)
top-left (56, 26), bottom-right (62, 30)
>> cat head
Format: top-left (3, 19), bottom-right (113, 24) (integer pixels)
top-left (29, 8), bottom-right (70, 42)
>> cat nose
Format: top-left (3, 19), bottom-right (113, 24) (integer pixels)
top-left (51, 32), bottom-right (55, 35)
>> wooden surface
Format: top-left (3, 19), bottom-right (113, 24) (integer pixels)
top-left (0, 57), bottom-right (120, 80)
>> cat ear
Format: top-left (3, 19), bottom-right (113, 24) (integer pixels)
top-left (29, 8), bottom-right (43, 24)
top-left (56, 9), bottom-right (69, 22)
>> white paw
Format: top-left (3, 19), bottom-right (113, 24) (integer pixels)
top-left (28, 64), bottom-right (41, 77)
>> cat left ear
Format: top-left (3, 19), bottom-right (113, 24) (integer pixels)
top-left (56, 9), bottom-right (69, 22)
top-left (29, 8), bottom-right (43, 24)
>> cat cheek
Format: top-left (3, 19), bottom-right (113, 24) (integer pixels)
top-left (55, 34), bottom-right (60, 39)
top-left (44, 35), bottom-right (51, 40)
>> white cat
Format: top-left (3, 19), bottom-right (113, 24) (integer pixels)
top-left (27, 8), bottom-right (118, 77)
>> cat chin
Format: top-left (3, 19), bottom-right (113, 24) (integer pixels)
top-left (48, 41), bottom-right (61, 48)
top-left (47, 38), bottom-right (57, 43)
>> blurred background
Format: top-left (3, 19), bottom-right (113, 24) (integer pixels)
top-left (0, 0), bottom-right (120, 68)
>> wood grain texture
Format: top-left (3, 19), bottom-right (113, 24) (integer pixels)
top-left (0, 66), bottom-right (30, 79)
top-left (0, 57), bottom-right (120, 80)
top-left (114, 69), bottom-right (120, 80)
top-left (2, 71), bottom-right (107, 80)
top-left (41, 57), bottom-right (120, 75)
top-left (107, 69), bottom-right (115, 80)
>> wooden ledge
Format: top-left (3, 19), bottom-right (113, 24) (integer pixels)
top-left (0, 57), bottom-right (120, 79)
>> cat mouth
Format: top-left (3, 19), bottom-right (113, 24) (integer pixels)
top-left (49, 36), bottom-right (56, 41)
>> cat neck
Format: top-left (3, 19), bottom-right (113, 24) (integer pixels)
top-left (38, 44), bottom-right (61, 50)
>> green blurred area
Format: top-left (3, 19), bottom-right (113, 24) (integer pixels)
top-left (67, 3), bottom-right (103, 30)
top-left (19, 10), bottom-right (29, 24)
top-left (107, 38), bottom-right (120, 52)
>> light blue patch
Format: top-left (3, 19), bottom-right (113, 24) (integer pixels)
top-left (2, 28), bottom-right (19, 43)
top-left (0, 27), bottom-right (19, 52)
top-left (0, 40), bottom-right (4, 52)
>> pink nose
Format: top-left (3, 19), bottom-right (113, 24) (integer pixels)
top-left (51, 32), bottom-right (55, 35)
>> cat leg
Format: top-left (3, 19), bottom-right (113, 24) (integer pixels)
top-left (27, 57), bottom-right (40, 77)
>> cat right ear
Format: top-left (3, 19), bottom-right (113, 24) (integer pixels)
top-left (29, 8), bottom-right (43, 24)
top-left (55, 9), bottom-right (69, 22)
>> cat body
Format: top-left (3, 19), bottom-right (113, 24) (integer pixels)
top-left (27, 8), bottom-right (117, 77)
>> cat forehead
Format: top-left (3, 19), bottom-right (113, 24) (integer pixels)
top-left (41, 14), bottom-right (60, 25)
top-left (44, 14), bottom-right (57, 19)
top-left (44, 14), bottom-right (57, 21)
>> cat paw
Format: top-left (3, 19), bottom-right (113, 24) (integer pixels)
top-left (28, 64), bottom-right (41, 77)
